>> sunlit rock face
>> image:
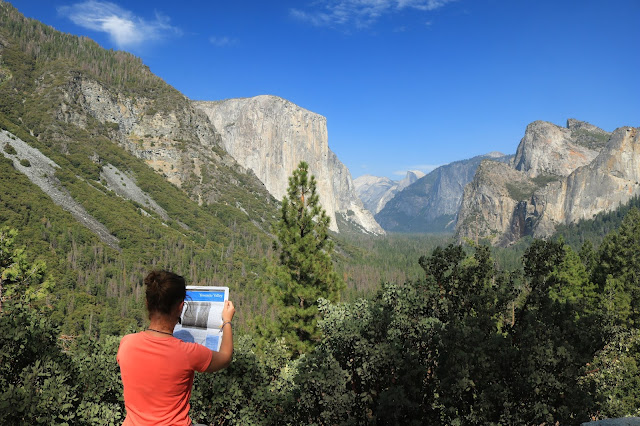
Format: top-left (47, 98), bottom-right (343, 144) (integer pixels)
top-left (456, 120), bottom-right (639, 246)
top-left (512, 120), bottom-right (607, 178)
top-left (194, 95), bottom-right (384, 234)
top-left (56, 73), bottom-right (271, 208)
top-left (532, 126), bottom-right (640, 238)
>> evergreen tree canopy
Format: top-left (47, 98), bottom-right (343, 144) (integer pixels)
top-left (266, 161), bottom-right (344, 355)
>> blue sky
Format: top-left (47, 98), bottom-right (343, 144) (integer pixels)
top-left (7, 0), bottom-right (640, 180)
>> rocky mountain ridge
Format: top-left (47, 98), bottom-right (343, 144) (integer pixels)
top-left (354, 170), bottom-right (425, 215)
top-left (0, 2), bottom-right (382, 247)
top-left (455, 120), bottom-right (639, 245)
top-left (512, 119), bottom-right (607, 177)
top-left (374, 152), bottom-right (511, 233)
top-left (58, 74), bottom-right (267, 208)
top-left (194, 96), bottom-right (384, 235)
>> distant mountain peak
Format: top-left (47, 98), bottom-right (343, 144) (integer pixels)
top-left (398, 170), bottom-right (425, 191)
top-left (374, 152), bottom-right (513, 233)
top-left (485, 151), bottom-right (506, 158)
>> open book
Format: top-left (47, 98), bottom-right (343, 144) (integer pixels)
top-left (172, 286), bottom-right (229, 351)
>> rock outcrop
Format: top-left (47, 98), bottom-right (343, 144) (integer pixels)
top-left (100, 163), bottom-right (171, 222)
top-left (455, 160), bottom-right (537, 245)
top-left (512, 120), bottom-right (605, 177)
top-left (54, 73), bottom-right (276, 218)
top-left (194, 96), bottom-right (384, 234)
top-left (375, 153), bottom-right (510, 233)
top-left (532, 126), bottom-right (640, 238)
top-left (455, 120), bottom-right (638, 246)
top-left (354, 170), bottom-right (424, 215)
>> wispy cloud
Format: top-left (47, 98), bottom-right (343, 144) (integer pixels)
top-left (291, 0), bottom-right (455, 29)
top-left (393, 164), bottom-right (440, 176)
top-left (209, 36), bottom-right (238, 47)
top-left (58, 1), bottom-right (181, 48)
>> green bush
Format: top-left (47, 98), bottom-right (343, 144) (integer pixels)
top-left (0, 301), bottom-right (79, 425)
top-left (3, 143), bottom-right (16, 155)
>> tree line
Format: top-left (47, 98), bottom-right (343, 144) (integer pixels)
top-left (2, 163), bottom-right (640, 424)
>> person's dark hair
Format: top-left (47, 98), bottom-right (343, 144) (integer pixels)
top-left (144, 270), bottom-right (186, 318)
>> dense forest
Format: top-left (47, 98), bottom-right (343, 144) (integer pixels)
top-left (3, 204), bottom-right (640, 424)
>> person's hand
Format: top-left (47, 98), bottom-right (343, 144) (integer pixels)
top-left (222, 300), bottom-right (235, 323)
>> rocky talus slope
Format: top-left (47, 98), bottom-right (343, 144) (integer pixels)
top-left (455, 120), bottom-right (639, 246)
top-left (0, 129), bottom-right (121, 249)
top-left (194, 96), bottom-right (384, 234)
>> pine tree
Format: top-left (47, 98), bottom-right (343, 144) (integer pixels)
top-left (267, 161), bottom-right (344, 355)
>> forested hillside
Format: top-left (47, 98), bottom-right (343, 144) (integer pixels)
top-left (0, 1), bottom-right (447, 336)
top-left (4, 205), bottom-right (640, 424)
top-left (0, 0), bottom-right (284, 335)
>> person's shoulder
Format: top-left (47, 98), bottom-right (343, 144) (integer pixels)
top-left (119, 332), bottom-right (143, 347)
top-left (117, 332), bottom-right (143, 362)
top-left (122, 331), bottom-right (143, 340)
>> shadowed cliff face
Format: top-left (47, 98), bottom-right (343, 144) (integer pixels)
top-left (455, 160), bottom-right (535, 245)
top-left (193, 96), bottom-right (384, 235)
top-left (456, 120), bottom-right (639, 246)
top-left (374, 153), bottom-right (510, 234)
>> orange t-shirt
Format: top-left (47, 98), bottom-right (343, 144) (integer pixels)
top-left (117, 332), bottom-right (213, 426)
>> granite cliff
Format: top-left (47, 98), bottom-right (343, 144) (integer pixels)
top-left (56, 74), bottom-right (271, 208)
top-left (455, 160), bottom-right (538, 245)
top-left (455, 120), bottom-right (639, 246)
top-left (513, 119), bottom-right (608, 177)
top-left (531, 126), bottom-right (640, 238)
top-left (194, 96), bottom-right (384, 235)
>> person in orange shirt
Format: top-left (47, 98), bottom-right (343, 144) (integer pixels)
top-left (117, 270), bottom-right (235, 425)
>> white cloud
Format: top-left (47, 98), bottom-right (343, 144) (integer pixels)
top-left (58, 1), bottom-right (181, 48)
top-left (397, 0), bottom-right (453, 11)
top-left (290, 0), bottom-right (455, 28)
top-left (209, 36), bottom-right (238, 47)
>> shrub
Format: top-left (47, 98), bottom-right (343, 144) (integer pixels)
top-left (3, 143), bottom-right (16, 155)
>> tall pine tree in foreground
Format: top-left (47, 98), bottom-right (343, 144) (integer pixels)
top-left (265, 161), bottom-right (343, 356)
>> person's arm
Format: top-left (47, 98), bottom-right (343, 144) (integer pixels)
top-left (205, 300), bottom-right (234, 372)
